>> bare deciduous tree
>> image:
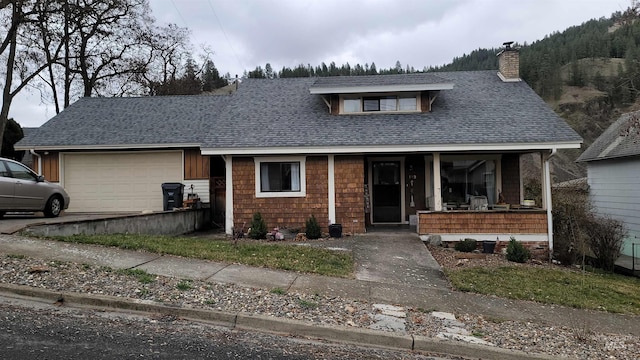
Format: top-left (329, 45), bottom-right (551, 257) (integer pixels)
top-left (1, 0), bottom-right (62, 150)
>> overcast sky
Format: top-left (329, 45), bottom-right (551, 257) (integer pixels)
top-left (12, 0), bottom-right (627, 128)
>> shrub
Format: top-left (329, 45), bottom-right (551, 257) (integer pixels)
top-left (305, 215), bottom-right (322, 239)
top-left (506, 237), bottom-right (530, 263)
top-left (585, 215), bottom-right (626, 272)
top-left (552, 186), bottom-right (591, 265)
top-left (455, 238), bottom-right (477, 252)
top-left (248, 212), bottom-right (268, 239)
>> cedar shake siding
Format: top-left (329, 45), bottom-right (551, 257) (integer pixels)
top-left (418, 211), bottom-right (547, 235)
top-left (233, 156), bottom-right (329, 231)
top-left (334, 156), bottom-right (366, 233)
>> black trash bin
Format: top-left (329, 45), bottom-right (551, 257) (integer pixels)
top-left (161, 183), bottom-right (184, 211)
top-left (482, 240), bottom-right (496, 254)
top-left (328, 224), bottom-right (342, 238)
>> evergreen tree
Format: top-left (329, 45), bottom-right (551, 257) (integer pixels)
top-left (265, 63), bottom-right (275, 79)
top-left (1, 118), bottom-right (24, 161)
top-left (248, 66), bottom-right (266, 78)
top-left (202, 60), bottom-right (227, 91)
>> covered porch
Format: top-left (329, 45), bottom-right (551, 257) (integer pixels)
top-left (365, 150), bottom-right (555, 250)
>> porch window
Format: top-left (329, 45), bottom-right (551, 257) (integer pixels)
top-left (255, 156), bottom-right (306, 198)
top-left (441, 158), bottom-right (496, 206)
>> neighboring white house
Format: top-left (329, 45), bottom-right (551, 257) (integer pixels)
top-left (577, 111), bottom-right (640, 257)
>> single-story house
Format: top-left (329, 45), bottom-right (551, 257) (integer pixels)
top-left (577, 111), bottom-right (640, 257)
top-left (17, 44), bottom-right (582, 252)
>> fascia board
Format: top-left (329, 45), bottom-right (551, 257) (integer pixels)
top-left (309, 83), bottom-right (455, 94)
top-left (15, 143), bottom-right (200, 151)
top-left (201, 141), bottom-right (582, 155)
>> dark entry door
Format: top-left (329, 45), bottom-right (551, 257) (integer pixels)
top-left (372, 161), bottom-right (401, 223)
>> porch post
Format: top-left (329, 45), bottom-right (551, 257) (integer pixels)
top-left (540, 152), bottom-right (547, 210)
top-left (224, 155), bottom-right (234, 235)
top-left (328, 155), bottom-right (336, 224)
top-left (543, 149), bottom-right (557, 260)
top-left (433, 152), bottom-right (442, 211)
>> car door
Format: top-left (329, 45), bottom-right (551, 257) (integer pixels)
top-left (0, 160), bottom-right (15, 209)
top-left (4, 161), bottom-right (47, 210)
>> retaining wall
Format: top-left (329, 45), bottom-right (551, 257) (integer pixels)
top-left (23, 210), bottom-right (210, 237)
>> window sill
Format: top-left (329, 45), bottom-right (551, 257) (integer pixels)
top-left (256, 191), bottom-right (306, 198)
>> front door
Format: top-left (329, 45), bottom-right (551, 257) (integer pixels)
top-left (372, 161), bottom-right (401, 223)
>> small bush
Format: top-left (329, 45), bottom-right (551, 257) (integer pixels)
top-left (270, 287), bottom-right (286, 295)
top-left (305, 215), bottom-right (322, 239)
top-left (552, 186), bottom-right (591, 265)
top-left (249, 212), bottom-right (268, 239)
top-left (585, 215), bottom-right (626, 272)
top-left (176, 280), bottom-right (192, 291)
top-left (298, 299), bottom-right (318, 309)
top-left (455, 238), bottom-right (477, 252)
top-left (506, 237), bottom-right (530, 263)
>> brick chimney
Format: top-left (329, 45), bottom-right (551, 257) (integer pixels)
top-left (497, 41), bottom-right (520, 82)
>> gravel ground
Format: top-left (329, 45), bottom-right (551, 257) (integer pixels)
top-left (0, 243), bottom-right (638, 359)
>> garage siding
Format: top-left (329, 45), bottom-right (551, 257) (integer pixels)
top-left (63, 152), bottom-right (183, 212)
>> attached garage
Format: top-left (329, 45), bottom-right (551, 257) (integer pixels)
top-left (62, 151), bottom-right (183, 212)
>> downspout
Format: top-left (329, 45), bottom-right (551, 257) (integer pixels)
top-left (544, 148), bottom-right (557, 262)
top-left (30, 149), bottom-right (42, 175)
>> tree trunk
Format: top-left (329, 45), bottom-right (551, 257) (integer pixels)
top-left (0, 4), bottom-right (19, 151)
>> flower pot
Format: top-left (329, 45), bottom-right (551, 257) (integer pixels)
top-left (482, 240), bottom-right (496, 254)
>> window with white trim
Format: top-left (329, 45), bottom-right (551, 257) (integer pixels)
top-left (255, 156), bottom-right (306, 198)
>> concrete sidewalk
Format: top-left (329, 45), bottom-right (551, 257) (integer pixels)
top-left (0, 234), bottom-right (638, 336)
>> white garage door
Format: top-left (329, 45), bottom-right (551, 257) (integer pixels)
top-left (63, 152), bottom-right (183, 212)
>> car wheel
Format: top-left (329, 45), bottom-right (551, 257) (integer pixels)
top-left (44, 195), bottom-right (63, 218)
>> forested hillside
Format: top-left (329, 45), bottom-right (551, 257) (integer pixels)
top-left (430, 5), bottom-right (640, 182)
top-left (243, 6), bottom-right (640, 182)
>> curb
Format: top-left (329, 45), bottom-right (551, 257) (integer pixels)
top-left (0, 283), bottom-right (555, 359)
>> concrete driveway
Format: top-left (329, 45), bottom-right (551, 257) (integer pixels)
top-left (0, 212), bottom-right (135, 235)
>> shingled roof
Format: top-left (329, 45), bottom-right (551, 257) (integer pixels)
top-left (17, 95), bottom-right (232, 148)
top-left (309, 73), bottom-right (454, 93)
top-left (17, 70), bottom-right (582, 153)
top-left (577, 110), bottom-right (640, 162)
top-left (201, 71), bottom-right (581, 152)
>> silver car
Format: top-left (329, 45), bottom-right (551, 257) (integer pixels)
top-left (0, 157), bottom-right (70, 218)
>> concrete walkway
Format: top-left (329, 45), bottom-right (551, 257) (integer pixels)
top-left (0, 234), bottom-right (638, 336)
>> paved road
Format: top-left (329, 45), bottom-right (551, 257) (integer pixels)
top-left (0, 295), bottom-right (455, 360)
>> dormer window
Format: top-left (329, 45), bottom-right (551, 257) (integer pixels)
top-left (309, 73), bottom-right (454, 115)
top-left (344, 98), bottom-right (360, 113)
top-left (341, 94), bottom-right (418, 114)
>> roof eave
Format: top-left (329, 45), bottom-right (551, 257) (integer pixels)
top-left (309, 83), bottom-right (455, 95)
top-left (577, 153), bottom-right (640, 163)
top-left (201, 141), bottom-right (582, 156)
top-left (15, 143), bottom-right (201, 151)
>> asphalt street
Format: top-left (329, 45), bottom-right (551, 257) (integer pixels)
top-left (0, 294), bottom-right (458, 360)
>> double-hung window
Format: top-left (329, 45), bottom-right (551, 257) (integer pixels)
top-left (255, 156), bottom-right (306, 198)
